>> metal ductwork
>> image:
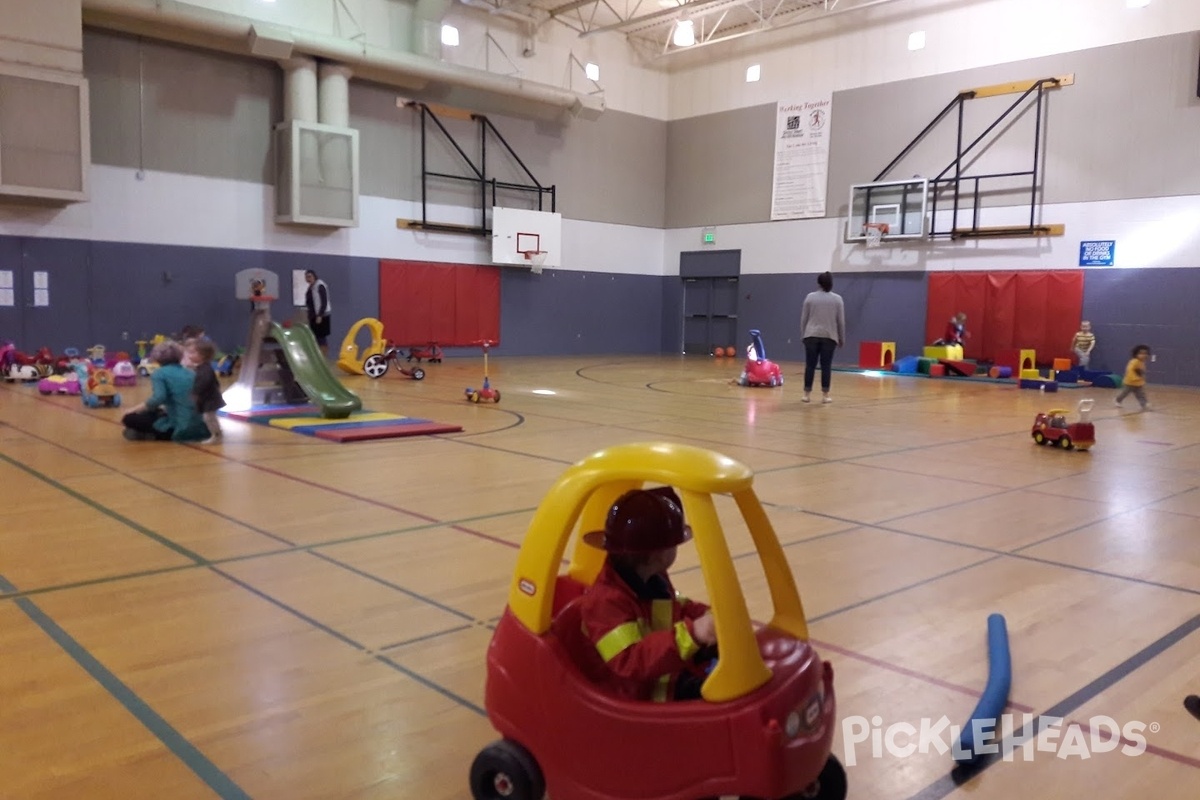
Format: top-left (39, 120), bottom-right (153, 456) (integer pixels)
top-left (411, 0), bottom-right (453, 60)
top-left (80, 0), bottom-right (605, 119)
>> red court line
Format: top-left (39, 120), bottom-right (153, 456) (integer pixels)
top-left (1071, 720), bottom-right (1200, 770)
top-left (811, 638), bottom-right (1036, 714)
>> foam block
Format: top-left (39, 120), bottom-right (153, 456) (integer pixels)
top-left (1052, 357), bottom-right (1072, 372)
top-left (996, 348), bottom-right (1036, 372)
top-left (1055, 368), bottom-right (1079, 384)
top-left (939, 360), bottom-right (975, 377)
top-left (988, 366), bottom-right (1013, 379)
top-left (928, 364), bottom-right (947, 377)
top-left (924, 345), bottom-right (964, 361)
top-left (1091, 374), bottom-right (1122, 389)
top-left (894, 356), bottom-right (920, 374)
top-left (1019, 379), bottom-right (1058, 392)
top-left (859, 341), bottom-right (897, 369)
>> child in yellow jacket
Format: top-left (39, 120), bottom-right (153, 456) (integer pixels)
top-left (1114, 345), bottom-right (1151, 411)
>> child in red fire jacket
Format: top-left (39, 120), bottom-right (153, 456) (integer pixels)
top-left (578, 487), bottom-right (718, 702)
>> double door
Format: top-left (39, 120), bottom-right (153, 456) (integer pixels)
top-left (682, 276), bottom-right (739, 355)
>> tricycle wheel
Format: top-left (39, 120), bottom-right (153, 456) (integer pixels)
top-left (784, 754), bottom-right (848, 800)
top-left (469, 739), bottom-right (545, 800)
top-left (492, 390), bottom-right (501, 403)
top-left (364, 354), bottom-right (389, 379)
top-left (412, 368), bottom-right (425, 381)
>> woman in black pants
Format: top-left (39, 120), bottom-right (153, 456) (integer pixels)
top-left (800, 271), bottom-right (846, 404)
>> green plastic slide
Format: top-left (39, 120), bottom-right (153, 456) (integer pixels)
top-left (270, 322), bottom-right (362, 419)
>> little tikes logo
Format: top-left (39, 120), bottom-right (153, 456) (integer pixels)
top-left (841, 714), bottom-right (1155, 766)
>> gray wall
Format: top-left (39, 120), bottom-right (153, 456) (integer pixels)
top-left (1080, 268), bottom-right (1200, 387)
top-left (667, 32), bottom-right (1200, 228)
top-left (83, 29), bottom-right (666, 229)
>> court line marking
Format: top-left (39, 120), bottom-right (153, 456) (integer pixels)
top-left (0, 572), bottom-right (253, 799)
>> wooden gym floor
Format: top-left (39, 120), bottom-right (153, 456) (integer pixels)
top-left (1, 354), bottom-right (1198, 800)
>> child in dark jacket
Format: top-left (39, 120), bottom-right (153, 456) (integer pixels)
top-left (185, 338), bottom-right (225, 444)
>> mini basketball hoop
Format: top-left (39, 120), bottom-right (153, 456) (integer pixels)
top-left (522, 250), bottom-right (548, 275)
top-left (864, 222), bottom-right (889, 248)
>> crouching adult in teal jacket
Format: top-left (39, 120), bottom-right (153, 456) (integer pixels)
top-left (121, 340), bottom-right (211, 442)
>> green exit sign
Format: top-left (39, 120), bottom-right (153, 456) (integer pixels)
top-left (702, 227), bottom-right (716, 245)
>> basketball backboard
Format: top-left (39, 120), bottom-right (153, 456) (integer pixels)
top-left (492, 206), bottom-right (562, 269)
top-left (846, 179), bottom-right (928, 242)
top-left (234, 268), bottom-right (280, 300)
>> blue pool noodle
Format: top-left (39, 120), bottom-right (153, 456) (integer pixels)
top-left (955, 614), bottom-right (1011, 762)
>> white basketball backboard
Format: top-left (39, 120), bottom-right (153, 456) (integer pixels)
top-left (492, 207), bottom-right (563, 269)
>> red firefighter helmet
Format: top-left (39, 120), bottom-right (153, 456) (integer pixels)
top-left (582, 487), bottom-right (692, 554)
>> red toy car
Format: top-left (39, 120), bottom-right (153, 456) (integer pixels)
top-left (737, 329), bottom-right (784, 388)
top-left (1032, 400), bottom-right (1095, 451)
top-left (470, 443), bottom-right (845, 800)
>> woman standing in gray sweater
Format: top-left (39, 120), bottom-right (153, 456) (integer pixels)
top-left (800, 271), bottom-right (846, 403)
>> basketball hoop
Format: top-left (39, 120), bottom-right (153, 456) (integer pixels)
top-left (522, 250), bottom-right (548, 275)
top-left (863, 223), bottom-right (889, 248)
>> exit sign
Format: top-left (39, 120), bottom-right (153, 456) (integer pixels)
top-left (702, 226), bottom-right (716, 245)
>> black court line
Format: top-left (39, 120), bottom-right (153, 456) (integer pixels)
top-left (0, 451), bottom-right (206, 563)
top-left (0, 425), bottom-right (297, 546)
top-left (211, 567), bottom-right (486, 716)
top-left (0, 573), bottom-right (251, 799)
top-left (377, 623), bottom-right (476, 652)
top-left (906, 613), bottom-right (1200, 800)
top-left (306, 550), bottom-right (475, 622)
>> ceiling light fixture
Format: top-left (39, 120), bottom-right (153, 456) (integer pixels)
top-left (672, 20), bottom-right (695, 48)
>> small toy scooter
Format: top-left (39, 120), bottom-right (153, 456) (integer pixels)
top-left (465, 341), bottom-right (500, 403)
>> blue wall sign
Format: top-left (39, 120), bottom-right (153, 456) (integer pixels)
top-left (1079, 240), bottom-right (1115, 266)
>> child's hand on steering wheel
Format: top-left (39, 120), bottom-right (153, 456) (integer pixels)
top-left (692, 612), bottom-right (717, 646)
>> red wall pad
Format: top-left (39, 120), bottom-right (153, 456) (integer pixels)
top-left (926, 271), bottom-right (1083, 364)
top-left (379, 260), bottom-right (501, 347)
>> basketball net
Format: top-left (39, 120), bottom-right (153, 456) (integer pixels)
top-left (523, 251), bottom-right (548, 275)
top-left (864, 222), bottom-right (889, 248)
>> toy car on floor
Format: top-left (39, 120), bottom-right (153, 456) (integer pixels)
top-left (470, 442), bottom-right (844, 800)
top-left (737, 329), bottom-right (784, 388)
top-left (1032, 399), bottom-right (1094, 451)
top-left (37, 374), bottom-right (82, 395)
top-left (75, 364), bottom-right (122, 408)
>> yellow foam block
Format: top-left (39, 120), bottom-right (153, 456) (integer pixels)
top-left (269, 412), bottom-right (404, 429)
top-left (924, 345), bottom-right (964, 360)
top-left (1019, 369), bottom-right (1042, 381)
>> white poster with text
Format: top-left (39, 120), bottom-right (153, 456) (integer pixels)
top-left (770, 95), bottom-right (833, 220)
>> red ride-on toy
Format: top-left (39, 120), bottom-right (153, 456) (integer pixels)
top-left (1032, 399), bottom-right (1095, 451)
top-left (364, 341), bottom-right (425, 381)
top-left (407, 342), bottom-right (443, 363)
top-left (737, 329), bottom-right (784, 388)
top-left (471, 443), bottom-right (845, 800)
top-left (465, 341), bottom-right (499, 403)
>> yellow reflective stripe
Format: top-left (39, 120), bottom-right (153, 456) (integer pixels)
top-left (652, 674), bottom-right (671, 702)
top-left (674, 620), bottom-right (699, 661)
top-left (650, 599), bottom-right (673, 632)
top-left (595, 621), bottom-right (643, 662)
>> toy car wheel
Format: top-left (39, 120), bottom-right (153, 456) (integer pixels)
top-left (492, 390), bottom-right (501, 403)
top-left (364, 354), bottom-right (389, 379)
top-left (784, 754), bottom-right (848, 800)
top-left (1032, 431), bottom-right (1045, 445)
top-left (769, 376), bottom-right (778, 387)
top-left (470, 391), bottom-right (480, 403)
top-left (469, 739), bottom-right (545, 800)
top-left (1059, 435), bottom-right (1072, 450)
top-left (412, 368), bottom-right (425, 381)
top-left (112, 394), bottom-right (122, 408)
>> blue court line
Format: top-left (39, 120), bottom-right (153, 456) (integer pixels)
top-left (0, 452), bottom-right (207, 563)
top-left (0, 573), bottom-right (251, 799)
top-left (906, 613), bottom-right (1200, 800)
top-left (211, 567), bottom-right (486, 717)
top-left (306, 550), bottom-right (475, 622)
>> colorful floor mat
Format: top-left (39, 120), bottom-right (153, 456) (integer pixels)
top-left (219, 406), bottom-right (462, 441)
